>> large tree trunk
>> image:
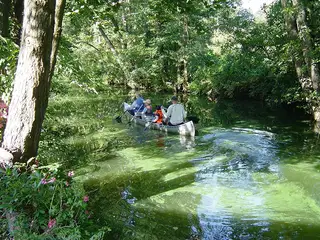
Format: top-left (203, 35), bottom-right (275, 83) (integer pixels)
top-left (0, 0), bottom-right (10, 37)
top-left (1, 0), bottom-right (65, 165)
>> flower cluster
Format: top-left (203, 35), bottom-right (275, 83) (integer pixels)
top-left (39, 170), bottom-right (91, 230)
top-left (83, 195), bottom-right (89, 202)
top-left (67, 171), bottom-right (74, 177)
top-left (48, 218), bottom-right (56, 229)
top-left (40, 177), bottom-right (56, 185)
top-left (0, 158), bottom-right (99, 238)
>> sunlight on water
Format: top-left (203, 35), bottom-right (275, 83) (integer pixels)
top-left (42, 91), bottom-right (320, 239)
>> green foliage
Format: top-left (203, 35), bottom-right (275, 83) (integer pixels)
top-left (0, 36), bottom-right (18, 102)
top-left (1, 0), bottom-right (319, 117)
top-left (55, 0), bottom-right (238, 92)
top-left (189, 3), bottom-right (304, 104)
top-left (0, 163), bottom-right (107, 239)
top-left (56, 0), bottom-right (312, 110)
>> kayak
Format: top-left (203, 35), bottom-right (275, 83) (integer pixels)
top-left (123, 102), bottom-right (196, 137)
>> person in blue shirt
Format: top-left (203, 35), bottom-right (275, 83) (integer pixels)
top-left (128, 92), bottom-right (144, 115)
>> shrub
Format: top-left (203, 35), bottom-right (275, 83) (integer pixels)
top-left (0, 162), bottom-right (106, 239)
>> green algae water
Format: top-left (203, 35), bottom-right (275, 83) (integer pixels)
top-left (40, 89), bottom-right (320, 239)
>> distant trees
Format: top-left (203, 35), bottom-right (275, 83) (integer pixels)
top-left (61, 0), bottom-right (236, 92)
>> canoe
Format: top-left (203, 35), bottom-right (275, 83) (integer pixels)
top-left (123, 102), bottom-right (195, 137)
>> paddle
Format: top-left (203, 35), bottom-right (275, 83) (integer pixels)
top-left (113, 103), bottom-right (125, 123)
top-left (144, 121), bottom-right (152, 131)
top-left (127, 104), bottom-right (144, 125)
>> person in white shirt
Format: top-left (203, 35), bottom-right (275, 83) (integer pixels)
top-left (165, 96), bottom-right (186, 126)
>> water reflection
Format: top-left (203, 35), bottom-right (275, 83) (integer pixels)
top-left (42, 89), bottom-right (320, 239)
top-left (192, 127), bottom-right (320, 239)
top-left (194, 128), bottom-right (278, 239)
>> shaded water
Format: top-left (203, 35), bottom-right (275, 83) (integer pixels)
top-left (41, 89), bottom-right (320, 239)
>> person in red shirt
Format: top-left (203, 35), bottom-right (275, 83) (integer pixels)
top-left (153, 105), bottom-right (163, 124)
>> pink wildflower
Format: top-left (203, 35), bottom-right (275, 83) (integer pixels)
top-left (48, 218), bottom-right (56, 229)
top-left (47, 177), bottom-right (56, 183)
top-left (67, 171), bottom-right (74, 177)
top-left (65, 181), bottom-right (69, 187)
top-left (40, 178), bottom-right (47, 185)
top-left (83, 195), bottom-right (89, 202)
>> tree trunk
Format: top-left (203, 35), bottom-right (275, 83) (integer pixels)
top-left (280, 0), bottom-right (305, 80)
top-left (108, 15), bottom-right (125, 48)
top-left (311, 60), bottom-right (319, 90)
top-left (179, 15), bottom-right (189, 93)
top-left (292, 0), bottom-right (319, 90)
top-left (1, 0), bottom-right (65, 165)
top-left (281, 0), bottom-right (320, 125)
top-left (182, 58), bottom-right (188, 92)
top-left (49, 0), bottom-right (66, 79)
top-left (0, 0), bottom-right (10, 37)
top-left (121, 0), bottom-right (130, 49)
top-left (98, 25), bottom-right (131, 85)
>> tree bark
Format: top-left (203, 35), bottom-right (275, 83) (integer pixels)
top-left (1, 0), bottom-right (65, 164)
top-left (180, 15), bottom-right (189, 92)
top-left (280, 0), bottom-right (305, 81)
top-left (281, 0), bottom-right (320, 124)
top-left (292, 0), bottom-right (319, 90)
top-left (98, 26), bottom-right (119, 58)
top-left (0, 0), bottom-right (10, 37)
top-left (108, 15), bottom-right (125, 48)
top-left (49, 0), bottom-right (66, 79)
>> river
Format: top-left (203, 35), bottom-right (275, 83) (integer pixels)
top-left (40, 89), bottom-right (320, 239)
